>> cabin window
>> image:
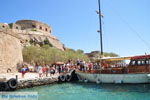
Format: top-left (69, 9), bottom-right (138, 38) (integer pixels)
top-left (146, 60), bottom-right (149, 64)
top-left (32, 25), bottom-right (36, 28)
top-left (137, 61), bottom-right (141, 65)
top-left (141, 60), bottom-right (145, 65)
top-left (131, 60), bottom-right (136, 66)
top-left (146, 59), bottom-right (150, 65)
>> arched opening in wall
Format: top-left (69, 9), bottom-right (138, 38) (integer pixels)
top-left (16, 26), bottom-right (18, 29)
top-left (2, 25), bottom-right (5, 28)
top-left (45, 28), bottom-right (48, 31)
top-left (50, 30), bottom-right (51, 33)
top-left (32, 25), bottom-right (36, 28)
top-left (40, 26), bottom-right (42, 30)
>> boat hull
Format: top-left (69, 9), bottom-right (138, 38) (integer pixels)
top-left (76, 72), bottom-right (150, 83)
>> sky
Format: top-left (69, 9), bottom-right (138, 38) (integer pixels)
top-left (0, 0), bottom-right (150, 56)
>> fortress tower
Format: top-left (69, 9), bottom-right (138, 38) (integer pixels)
top-left (15, 20), bottom-right (52, 35)
top-left (0, 19), bottom-right (65, 50)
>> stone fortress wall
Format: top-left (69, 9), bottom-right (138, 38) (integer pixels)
top-left (16, 20), bottom-right (52, 34)
top-left (0, 20), bottom-right (64, 50)
top-left (0, 30), bottom-right (23, 73)
top-left (0, 20), bottom-right (52, 36)
top-left (0, 20), bottom-right (65, 73)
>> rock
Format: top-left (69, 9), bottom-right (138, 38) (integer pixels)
top-left (17, 77), bottom-right (58, 89)
top-left (0, 30), bottom-right (23, 73)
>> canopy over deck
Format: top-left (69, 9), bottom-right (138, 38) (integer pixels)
top-left (101, 54), bottom-right (150, 61)
top-left (101, 56), bottom-right (131, 61)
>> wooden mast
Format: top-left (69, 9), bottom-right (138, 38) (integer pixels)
top-left (98, 0), bottom-right (103, 57)
top-left (97, 0), bottom-right (103, 71)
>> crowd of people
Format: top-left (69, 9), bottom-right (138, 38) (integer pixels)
top-left (20, 59), bottom-right (101, 78)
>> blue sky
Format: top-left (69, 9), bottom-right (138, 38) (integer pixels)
top-left (0, 0), bottom-right (150, 56)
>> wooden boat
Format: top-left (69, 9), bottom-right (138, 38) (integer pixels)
top-left (76, 55), bottom-right (150, 83)
top-left (75, 0), bottom-right (150, 84)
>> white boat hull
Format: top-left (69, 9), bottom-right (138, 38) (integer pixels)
top-left (76, 72), bottom-right (150, 83)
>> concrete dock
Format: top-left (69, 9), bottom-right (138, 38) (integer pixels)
top-left (0, 73), bottom-right (59, 90)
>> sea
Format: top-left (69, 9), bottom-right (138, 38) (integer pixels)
top-left (18, 82), bottom-right (150, 100)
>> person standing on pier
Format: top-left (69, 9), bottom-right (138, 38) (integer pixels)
top-left (21, 65), bottom-right (27, 78)
top-left (38, 64), bottom-right (43, 77)
top-left (46, 64), bottom-right (49, 77)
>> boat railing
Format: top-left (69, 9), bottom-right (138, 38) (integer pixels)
top-left (78, 65), bottom-right (150, 74)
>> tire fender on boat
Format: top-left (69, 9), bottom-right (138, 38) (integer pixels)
top-left (7, 78), bottom-right (18, 90)
top-left (84, 79), bottom-right (88, 83)
top-left (65, 74), bottom-right (72, 82)
top-left (0, 82), bottom-right (9, 91)
top-left (59, 75), bottom-right (66, 82)
top-left (96, 79), bottom-right (101, 84)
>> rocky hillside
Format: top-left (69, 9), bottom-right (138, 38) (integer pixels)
top-left (0, 28), bottom-right (65, 73)
top-left (17, 32), bottom-right (65, 50)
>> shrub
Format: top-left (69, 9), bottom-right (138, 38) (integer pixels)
top-left (22, 45), bottom-right (89, 65)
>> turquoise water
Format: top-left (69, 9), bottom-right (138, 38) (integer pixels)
top-left (18, 83), bottom-right (150, 100)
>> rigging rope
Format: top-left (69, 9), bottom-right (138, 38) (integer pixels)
top-left (106, 2), bottom-right (150, 50)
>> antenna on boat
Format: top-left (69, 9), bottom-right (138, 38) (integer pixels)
top-left (97, 0), bottom-right (103, 57)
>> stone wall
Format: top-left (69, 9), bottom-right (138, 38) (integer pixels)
top-left (17, 77), bottom-right (58, 89)
top-left (0, 23), bottom-right (9, 29)
top-left (9, 23), bottom-right (21, 30)
top-left (10, 29), bottom-right (65, 51)
top-left (0, 30), bottom-right (23, 73)
top-left (0, 20), bottom-right (65, 51)
top-left (16, 20), bottom-right (52, 35)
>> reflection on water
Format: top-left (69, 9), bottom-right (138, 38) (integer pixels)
top-left (18, 82), bottom-right (150, 100)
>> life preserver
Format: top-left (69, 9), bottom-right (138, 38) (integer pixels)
top-left (0, 82), bottom-right (9, 91)
top-left (7, 78), bottom-right (18, 90)
top-left (65, 74), bottom-right (72, 82)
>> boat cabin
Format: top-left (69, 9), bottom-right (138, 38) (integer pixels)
top-left (128, 55), bottom-right (150, 73)
top-left (89, 55), bottom-right (150, 74)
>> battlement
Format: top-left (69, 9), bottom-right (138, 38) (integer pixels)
top-left (0, 20), bottom-right (65, 51)
top-left (0, 20), bottom-right (52, 35)
top-left (16, 20), bottom-right (52, 34)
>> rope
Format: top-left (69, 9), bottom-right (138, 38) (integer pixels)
top-left (106, 2), bottom-right (150, 50)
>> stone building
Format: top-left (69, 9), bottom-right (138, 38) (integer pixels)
top-left (16, 20), bottom-right (52, 35)
top-left (0, 20), bottom-right (65, 50)
top-left (0, 19), bottom-right (65, 73)
top-left (0, 20), bottom-right (52, 35)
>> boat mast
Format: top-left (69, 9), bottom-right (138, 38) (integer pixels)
top-left (98, 0), bottom-right (103, 57)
